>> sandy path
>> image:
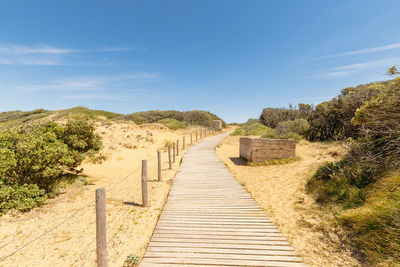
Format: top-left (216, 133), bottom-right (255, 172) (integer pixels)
top-left (0, 121), bottom-right (216, 267)
top-left (216, 136), bottom-right (360, 267)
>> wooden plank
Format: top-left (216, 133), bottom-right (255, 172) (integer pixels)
top-left (149, 237), bottom-right (290, 245)
top-left (144, 252), bottom-right (303, 262)
top-left (148, 242), bottom-right (296, 251)
top-left (141, 258), bottom-right (305, 267)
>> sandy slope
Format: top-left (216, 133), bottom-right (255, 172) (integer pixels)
top-left (0, 121), bottom-right (214, 267)
top-left (216, 135), bottom-right (360, 267)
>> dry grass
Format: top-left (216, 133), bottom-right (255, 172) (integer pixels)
top-left (0, 121), bottom-right (208, 266)
top-left (216, 135), bottom-right (360, 267)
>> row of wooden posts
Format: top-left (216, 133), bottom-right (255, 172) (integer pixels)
top-left (95, 128), bottom-right (220, 267)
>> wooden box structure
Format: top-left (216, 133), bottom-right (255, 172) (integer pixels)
top-left (240, 137), bottom-right (296, 162)
top-left (213, 120), bottom-right (222, 131)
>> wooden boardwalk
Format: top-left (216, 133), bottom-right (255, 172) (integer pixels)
top-left (141, 133), bottom-right (305, 266)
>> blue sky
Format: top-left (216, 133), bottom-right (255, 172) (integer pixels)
top-left (0, 0), bottom-right (400, 122)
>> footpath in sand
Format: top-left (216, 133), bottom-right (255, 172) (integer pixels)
top-left (141, 132), bottom-right (304, 266)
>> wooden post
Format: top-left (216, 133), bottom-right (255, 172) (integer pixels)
top-left (183, 136), bottom-right (185, 149)
top-left (168, 146), bottom-right (172, 169)
top-left (157, 151), bottom-right (161, 181)
top-left (190, 133), bottom-right (193, 144)
top-left (176, 139), bottom-right (179, 156)
top-left (200, 129), bottom-right (202, 139)
top-left (196, 131), bottom-right (198, 142)
top-left (173, 143), bottom-right (176, 163)
top-left (141, 160), bottom-right (148, 207)
top-left (205, 129), bottom-right (207, 137)
top-left (96, 187), bottom-right (108, 267)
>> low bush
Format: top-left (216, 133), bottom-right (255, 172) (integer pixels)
top-left (277, 119), bottom-right (309, 135)
top-left (231, 122), bottom-right (277, 136)
top-left (0, 181), bottom-right (48, 214)
top-left (281, 132), bottom-right (303, 142)
top-left (339, 173), bottom-right (400, 265)
top-left (157, 118), bottom-right (186, 130)
top-left (231, 122), bottom-right (302, 142)
top-left (0, 117), bottom-right (102, 214)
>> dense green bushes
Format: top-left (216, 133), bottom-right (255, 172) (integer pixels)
top-left (119, 110), bottom-right (227, 128)
top-left (231, 122), bottom-right (302, 141)
top-left (306, 80), bottom-right (393, 141)
top-left (259, 104), bottom-right (312, 128)
top-left (277, 119), bottom-right (309, 135)
top-left (0, 117), bottom-right (101, 214)
top-left (306, 72), bottom-right (400, 264)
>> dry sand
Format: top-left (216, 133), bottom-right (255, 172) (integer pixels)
top-left (0, 121), bottom-right (215, 267)
top-left (216, 135), bottom-right (360, 267)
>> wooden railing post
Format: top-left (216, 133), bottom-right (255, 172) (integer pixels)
top-left (196, 131), bottom-right (198, 142)
top-left (190, 133), bottom-right (193, 144)
top-left (168, 146), bottom-right (172, 169)
top-left (176, 139), bottom-right (179, 156)
top-left (200, 129), bottom-right (202, 139)
top-left (141, 160), bottom-right (148, 207)
top-left (183, 136), bottom-right (185, 150)
top-left (157, 151), bottom-right (161, 181)
top-left (96, 187), bottom-right (108, 267)
top-left (173, 143), bottom-right (176, 163)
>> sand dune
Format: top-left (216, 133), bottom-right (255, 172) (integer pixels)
top-left (0, 121), bottom-right (215, 266)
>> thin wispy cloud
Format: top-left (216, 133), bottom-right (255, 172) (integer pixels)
top-left (0, 43), bottom-right (80, 54)
top-left (19, 72), bottom-right (158, 92)
top-left (0, 56), bottom-right (62, 65)
top-left (312, 57), bottom-right (400, 79)
top-left (296, 42), bottom-right (400, 63)
top-left (100, 47), bottom-right (134, 52)
top-left (0, 43), bottom-right (143, 65)
top-left (62, 94), bottom-right (122, 100)
top-left (316, 43), bottom-right (400, 60)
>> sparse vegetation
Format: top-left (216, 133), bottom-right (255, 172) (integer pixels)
top-left (247, 156), bottom-right (301, 166)
top-left (118, 109), bottom-right (227, 128)
top-left (123, 254), bottom-right (140, 267)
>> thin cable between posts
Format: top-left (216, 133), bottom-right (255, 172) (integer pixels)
top-left (0, 169), bottom-right (137, 263)
top-left (0, 201), bottom-right (94, 263)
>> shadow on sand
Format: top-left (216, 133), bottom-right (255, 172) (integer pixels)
top-left (229, 157), bottom-right (248, 166)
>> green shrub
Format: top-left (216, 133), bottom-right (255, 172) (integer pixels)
top-left (259, 107), bottom-right (301, 128)
top-left (306, 158), bottom-right (371, 208)
top-left (277, 119), bottom-right (309, 135)
top-left (123, 254), bottom-right (140, 267)
top-left (157, 118), bottom-right (186, 130)
top-left (0, 181), bottom-right (48, 214)
top-left (0, 117), bottom-right (101, 191)
top-left (231, 122), bottom-right (301, 142)
top-left (282, 132), bottom-right (303, 142)
top-left (338, 175), bottom-right (400, 265)
top-left (231, 122), bottom-right (278, 136)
